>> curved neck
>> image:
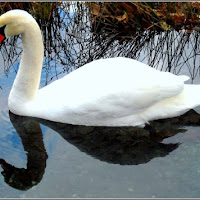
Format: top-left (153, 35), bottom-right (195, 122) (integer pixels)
top-left (8, 22), bottom-right (44, 107)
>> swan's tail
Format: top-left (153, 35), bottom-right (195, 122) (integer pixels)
top-left (142, 83), bottom-right (200, 122)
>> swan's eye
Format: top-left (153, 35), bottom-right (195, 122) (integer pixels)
top-left (0, 25), bottom-right (6, 43)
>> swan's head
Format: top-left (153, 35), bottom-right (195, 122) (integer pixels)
top-left (0, 9), bottom-right (36, 41)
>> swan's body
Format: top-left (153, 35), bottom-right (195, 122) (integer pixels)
top-left (1, 10), bottom-right (200, 127)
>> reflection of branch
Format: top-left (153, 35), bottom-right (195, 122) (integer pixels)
top-left (0, 112), bottom-right (47, 191)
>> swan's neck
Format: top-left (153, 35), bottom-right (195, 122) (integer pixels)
top-left (8, 22), bottom-right (44, 109)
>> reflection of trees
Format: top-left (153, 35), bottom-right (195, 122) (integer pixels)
top-left (0, 2), bottom-right (200, 86)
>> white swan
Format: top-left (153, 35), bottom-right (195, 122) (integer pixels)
top-left (0, 9), bottom-right (200, 127)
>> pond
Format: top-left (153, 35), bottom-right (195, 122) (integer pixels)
top-left (0, 2), bottom-right (200, 198)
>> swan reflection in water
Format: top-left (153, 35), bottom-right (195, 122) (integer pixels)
top-left (0, 113), bottom-right (48, 191)
top-left (1, 109), bottom-right (200, 190)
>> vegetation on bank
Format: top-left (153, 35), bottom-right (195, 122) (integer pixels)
top-left (89, 2), bottom-right (200, 33)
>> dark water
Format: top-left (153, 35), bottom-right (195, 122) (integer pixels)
top-left (1, 4), bottom-right (200, 198)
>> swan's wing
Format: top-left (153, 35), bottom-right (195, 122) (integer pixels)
top-left (70, 73), bottom-right (185, 119)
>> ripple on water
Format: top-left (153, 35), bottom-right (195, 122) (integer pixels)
top-left (0, 135), bottom-right (27, 169)
top-left (0, 112), bottom-right (27, 168)
top-left (0, 110), bottom-right (10, 123)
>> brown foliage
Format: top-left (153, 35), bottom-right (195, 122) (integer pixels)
top-left (89, 2), bottom-right (200, 32)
